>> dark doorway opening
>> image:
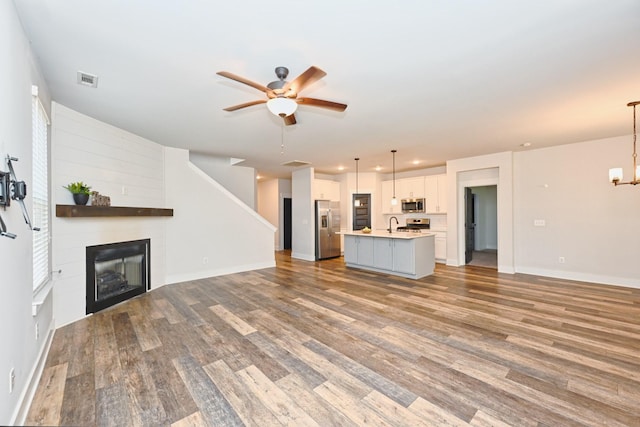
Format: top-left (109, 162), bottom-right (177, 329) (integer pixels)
top-left (352, 193), bottom-right (371, 230)
top-left (283, 197), bottom-right (292, 250)
top-left (465, 188), bottom-right (475, 264)
top-left (465, 185), bottom-right (498, 269)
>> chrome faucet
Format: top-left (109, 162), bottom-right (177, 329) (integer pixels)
top-left (389, 216), bottom-right (399, 233)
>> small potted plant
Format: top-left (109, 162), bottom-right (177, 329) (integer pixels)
top-left (64, 181), bottom-right (92, 205)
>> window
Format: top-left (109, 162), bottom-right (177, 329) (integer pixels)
top-left (32, 85), bottom-right (49, 291)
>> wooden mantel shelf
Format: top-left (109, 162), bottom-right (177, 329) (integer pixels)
top-left (56, 204), bottom-right (173, 218)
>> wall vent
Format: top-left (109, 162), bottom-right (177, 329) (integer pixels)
top-left (282, 160), bottom-right (311, 168)
top-left (77, 71), bottom-right (99, 88)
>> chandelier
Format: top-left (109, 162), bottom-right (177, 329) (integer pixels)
top-left (609, 101), bottom-right (639, 186)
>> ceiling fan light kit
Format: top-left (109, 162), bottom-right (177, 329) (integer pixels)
top-left (217, 65), bottom-right (347, 126)
top-left (267, 97), bottom-right (297, 117)
top-left (609, 101), bottom-right (640, 186)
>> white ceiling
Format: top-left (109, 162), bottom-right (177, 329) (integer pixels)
top-left (14, 0), bottom-right (640, 179)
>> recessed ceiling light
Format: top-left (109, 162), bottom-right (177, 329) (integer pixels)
top-left (256, 175), bottom-right (262, 180)
top-left (520, 142), bottom-right (532, 147)
top-left (375, 165), bottom-right (382, 171)
top-left (412, 160), bottom-right (420, 165)
top-left (338, 166), bottom-right (345, 171)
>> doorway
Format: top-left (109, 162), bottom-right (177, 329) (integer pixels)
top-left (464, 185), bottom-right (497, 268)
top-left (283, 197), bottom-right (292, 250)
top-left (352, 193), bottom-right (371, 230)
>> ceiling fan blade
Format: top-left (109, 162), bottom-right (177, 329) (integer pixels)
top-left (284, 66), bottom-right (327, 96)
top-left (217, 71), bottom-right (273, 95)
top-left (223, 99), bottom-right (266, 112)
top-left (296, 97), bottom-right (347, 112)
top-left (284, 114), bottom-right (297, 126)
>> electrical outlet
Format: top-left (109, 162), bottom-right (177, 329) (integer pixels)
top-left (559, 256), bottom-right (565, 264)
top-left (534, 219), bottom-right (546, 227)
top-left (9, 368), bottom-right (15, 393)
top-left (35, 322), bottom-right (39, 340)
top-left (202, 257), bottom-right (209, 265)
top-left (121, 186), bottom-right (128, 195)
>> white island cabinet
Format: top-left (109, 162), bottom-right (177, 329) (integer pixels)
top-left (342, 231), bottom-right (435, 279)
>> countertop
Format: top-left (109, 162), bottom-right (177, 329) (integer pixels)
top-left (340, 230), bottom-right (435, 239)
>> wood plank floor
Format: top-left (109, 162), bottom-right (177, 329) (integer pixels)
top-left (27, 252), bottom-right (640, 426)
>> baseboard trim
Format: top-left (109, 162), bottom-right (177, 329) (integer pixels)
top-left (11, 323), bottom-right (55, 426)
top-left (165, 260), bottom-right (276, 285)
top-left (515, 266), bottom-right (640, 289)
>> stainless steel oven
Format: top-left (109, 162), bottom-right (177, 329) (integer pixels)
top-left (401, 198), bottom-right (425, 213)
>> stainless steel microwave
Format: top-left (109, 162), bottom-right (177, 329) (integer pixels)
top-left (401, 198), bottom-right (425, 213)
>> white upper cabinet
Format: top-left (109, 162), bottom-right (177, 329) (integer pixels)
top-left (398, 177), bottom-right (425, 199)
top-left (381, 180), bottom-right (402, 214)
top-left (424, 174), bottom-right (447, 213)
top-left (314, 179), bottom-right (340, 201)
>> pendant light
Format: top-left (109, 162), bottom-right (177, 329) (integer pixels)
top-left (391, 149), bottom-right (398, 205)
top-left (354, 157), bottom-right (361, 207)
top-left (609, 101), bottom-right (640, 186)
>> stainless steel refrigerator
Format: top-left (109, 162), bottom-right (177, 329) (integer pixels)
top-left (315, 200), bottom-right (341, 260)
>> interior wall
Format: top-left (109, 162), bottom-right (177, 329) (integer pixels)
top-left (447, 152), bottom-right (514, 272)
top-left (51, 103), bottom-right (168, 327)
top-left (164, 148), bottom-right (276, 284)
top-left (257, 179), bottom-right (279, 249)
top-left (514, 136), bottom-right (640, 287)
top-left (291, 167), bottom-right (315, 261)
top-left (189, 152), bottom-right (257, 209)
top-left (0, 2), bottom-right (54, 424)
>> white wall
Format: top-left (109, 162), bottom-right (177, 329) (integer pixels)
top-left (164, 148), bottom-right (275, 283)
top-left (291, 167), bottom-right (315, 261)
top-left (189, 152), bottom-right (256, 209)
top-left (514, 136), bottom-right (640, 287)
top-left (447, 152), bottom-right (514, 273)
top-left (0, 2), bottom-right (54, 424)
top-left (258, 179), bottom-right (279, 248)
top-left (257, 178), bottom-right (291, 251)
top-left (51, 104), bottom-right (168, 327)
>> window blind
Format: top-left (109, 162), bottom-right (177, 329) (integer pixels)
top-left (32, 86), bottom-right (49, 291)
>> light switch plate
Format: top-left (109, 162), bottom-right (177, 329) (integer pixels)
top-left (534, 219), bottom-right (545, 226)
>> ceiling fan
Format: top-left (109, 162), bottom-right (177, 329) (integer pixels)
top-left (217, 66), bottom-right (347, 126)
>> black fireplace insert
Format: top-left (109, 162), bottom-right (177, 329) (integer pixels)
top-left (86, 238), bottom-right (150, 314)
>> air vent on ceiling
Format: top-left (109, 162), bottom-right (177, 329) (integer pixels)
top-left (282, 160), bottom-right (311, 168)
top-left (77, 71), bottom-right (98, 88)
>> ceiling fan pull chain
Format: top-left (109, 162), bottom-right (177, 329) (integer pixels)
top-left (280, 122), bottom-right (285, 155)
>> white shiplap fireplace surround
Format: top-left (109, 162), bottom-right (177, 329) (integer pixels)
top-left (50, 103), bottom-right (276, 327)
top-left (51, 103), bottom-right (168, 327)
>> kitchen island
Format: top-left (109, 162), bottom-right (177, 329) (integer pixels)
top-left (342, 231), bottom-right (435, 279)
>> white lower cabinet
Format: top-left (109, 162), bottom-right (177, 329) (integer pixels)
top-left (373, 238), bottom-right (393, 271)
top-left (433, 231), bottom-right (446, 263)
top-left (392, 238), bottom-right (415, 274)
top-left (345, 235), bottom-right (375, 267)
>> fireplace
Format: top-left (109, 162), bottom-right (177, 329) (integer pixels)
top-left (86, 238), bottom-right (150, 314)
